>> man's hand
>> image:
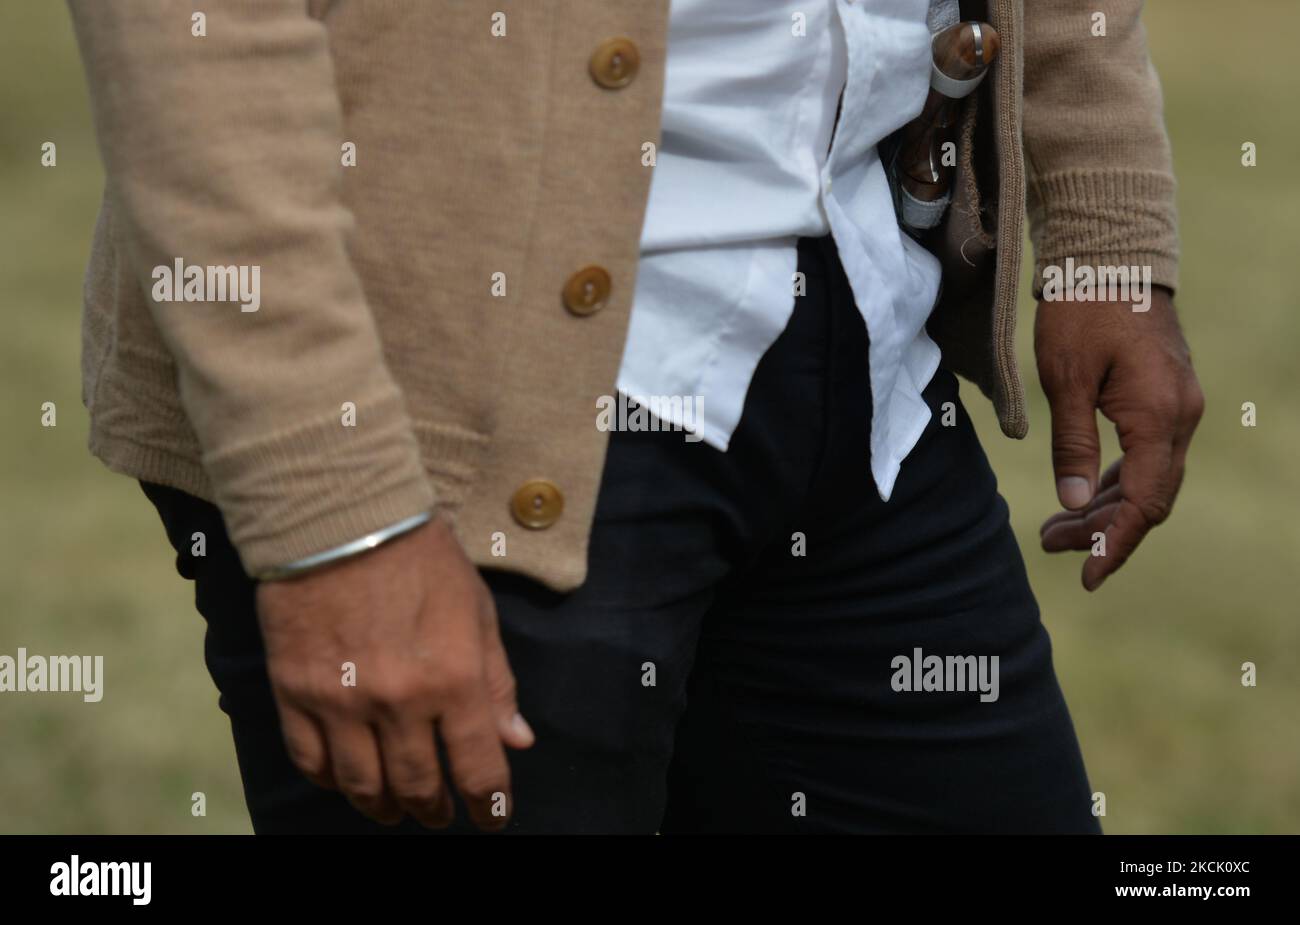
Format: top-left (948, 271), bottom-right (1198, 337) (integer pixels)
top-left (255, 518), bottom-right (534, 830)
top-left (1035, 287), bottom-right (1204, 591)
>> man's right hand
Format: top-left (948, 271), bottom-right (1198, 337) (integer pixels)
top-left (254, 517), bottom-right (534, 830)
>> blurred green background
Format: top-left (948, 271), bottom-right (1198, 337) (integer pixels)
top-left (1, 1), bottom-right (1296, 834)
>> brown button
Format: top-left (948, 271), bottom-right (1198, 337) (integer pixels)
top-left (511, 479), bottom-right (564, 529)
top-left (562, 265), bottom-right (612, 316)
top-left (589, 37), bottom-right (640, 89)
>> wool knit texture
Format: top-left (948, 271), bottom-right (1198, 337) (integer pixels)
top-left (68, 0), bottom-right (1178, 591)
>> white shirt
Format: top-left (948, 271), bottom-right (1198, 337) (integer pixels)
top-left (617, 0), bottom-right (943, 500)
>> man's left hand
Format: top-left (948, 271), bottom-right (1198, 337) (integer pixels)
top-left (1035, 286), bottom-right (1204, 591)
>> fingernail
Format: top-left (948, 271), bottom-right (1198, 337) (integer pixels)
top-left (1056, 476), bottom-right (1092, 510)
top-left (511, 712), bottom-right (535, 745)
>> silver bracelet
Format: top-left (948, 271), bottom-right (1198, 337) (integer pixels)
top-left (254, 510), bottom-right (433, 582)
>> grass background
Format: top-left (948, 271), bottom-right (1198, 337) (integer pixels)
top-left (1, 1), bottom-right (1296, 833)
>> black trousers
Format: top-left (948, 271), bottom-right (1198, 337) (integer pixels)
top-left (142, 235), bottom-right (1100, 834)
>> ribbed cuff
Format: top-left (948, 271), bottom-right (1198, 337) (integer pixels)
top-left (201, 389), bottom-right (436, 576)
top-left (1029, 168), bottom-right (1179, 298)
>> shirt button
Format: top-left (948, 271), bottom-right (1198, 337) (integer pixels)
top-left (562, 265), bottom-right (612, 316)
top-left (589, 37), bottom-right (640, 89)
top-left (511, 479), bottom-right (564, 529)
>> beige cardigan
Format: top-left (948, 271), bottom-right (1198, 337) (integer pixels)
top-left (68, 0), bottom-right (1178, 591)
